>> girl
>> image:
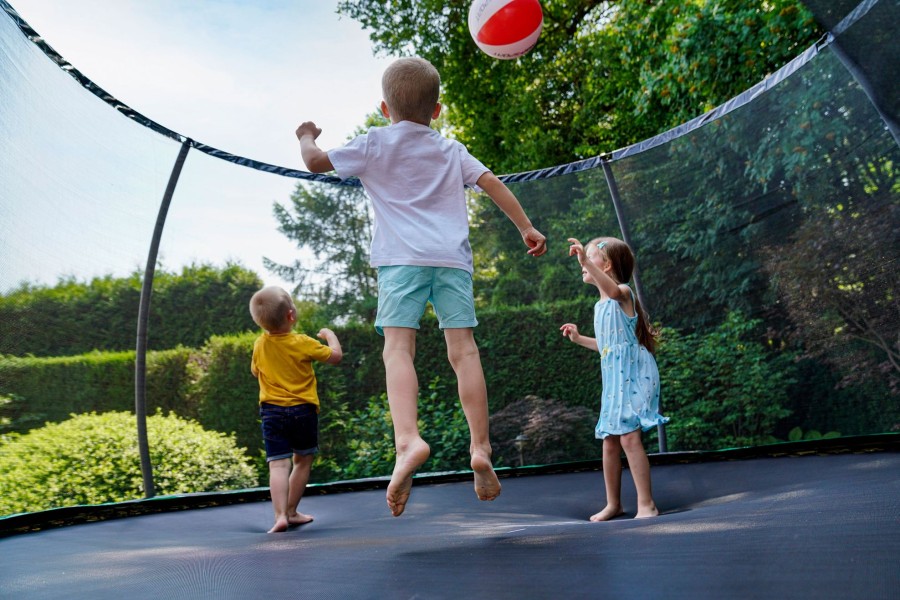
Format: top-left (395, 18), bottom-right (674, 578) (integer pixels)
top-left (560, 236), bottom-right (668, 521)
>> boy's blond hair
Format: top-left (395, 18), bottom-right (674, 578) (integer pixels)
top-left (249, 286), bottom-right (294, 332)
top-left (381, 57), bottom-right (440, 124)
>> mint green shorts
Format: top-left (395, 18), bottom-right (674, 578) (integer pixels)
top-left (375, 266), bottom-right (478, 336)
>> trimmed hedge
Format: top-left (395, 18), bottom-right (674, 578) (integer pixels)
top-left (0, 347), bottom-right (196, 433)
top-left (7, 301), bottom-right (887, 487)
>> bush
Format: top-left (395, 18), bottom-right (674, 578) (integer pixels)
top-left (0, 411), bottom-right (258, 516)
top-left (655, 311), bottom-right (796, 450)
top-left (490, 395), bottom-right (596, 466)
top-left (315, 377), bottom-right (472, 482)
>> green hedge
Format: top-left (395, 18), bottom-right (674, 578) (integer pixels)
top-left (3, 302), bottom-right (893, 488)
top-left (0, 264), bottom-right (262, 357)
top-left (0, 347), bottom-right (196, 433)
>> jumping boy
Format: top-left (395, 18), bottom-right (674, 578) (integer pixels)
top-left (296, 57), bottom-right (546, 516)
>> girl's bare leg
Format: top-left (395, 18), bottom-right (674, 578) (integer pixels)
top-left (621, 430), bottom-right (659, 518)
top-left (444, 328), bottom-right (500, 502)
top-left (383, 327), bottom-right (430, 517)
top-left (286, 453), bottom-right (314, 525)
top-left (590, 436), bottom-right (625, 521)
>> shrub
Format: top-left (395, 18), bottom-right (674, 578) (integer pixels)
top-left (490, 395), bottom-right (596, 466)
top-left (655, 311), bottom-right (796, 450)
top-left (319, 377), bottom-right (472, 481)
top-left (0, 411), bottom-right (258, 516)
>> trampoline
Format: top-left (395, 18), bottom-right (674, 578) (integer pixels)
top-left (2, 440), bottom-right (898, 599)
top-left (2, 2), bottom-right (899, 599)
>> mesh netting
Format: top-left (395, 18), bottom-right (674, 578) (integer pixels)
top-left (0, 0), bottom-right (897, 516)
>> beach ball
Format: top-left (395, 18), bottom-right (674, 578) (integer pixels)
top-left (468, 0), bottom-right (543, 60)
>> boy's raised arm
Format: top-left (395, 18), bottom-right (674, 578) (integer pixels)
top-left (476, 171), bottom-right (547, 257)
top-left (296, 121), bottom-right (335, 174)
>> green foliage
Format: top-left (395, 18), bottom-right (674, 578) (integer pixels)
top-left (0, 263), bottom-right (262, 357)
top-left (786, 426), bottom-right (840, 442)
top-left (321, 377), bottom-right (472, 481)
top-left (655, 312), bottom-right (796, 450)
top-left (0, 347), bottom-right (195, 435)
top-left (338, 0), bottom-right (820, 173)
top-left (194, 332), bottom-right (259, 454)
top-left (2, 302), bottom-right (892, 498)
top-left (0, 411), bottom-right (257, 516)
top-left (267, 182), bottom-right (378, 324)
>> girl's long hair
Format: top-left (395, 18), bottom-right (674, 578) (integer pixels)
top-left (591, 237), bottom-right (658, 354)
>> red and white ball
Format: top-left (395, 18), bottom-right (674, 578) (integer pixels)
top-left (468, 0), bottom-right (543, 60)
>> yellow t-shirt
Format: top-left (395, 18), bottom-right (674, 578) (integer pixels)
top-left (251, 332), bottom-right (333, 409)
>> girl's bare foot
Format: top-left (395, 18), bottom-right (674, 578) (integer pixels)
top-left (589, 504), bottom-right (625, 522)
top-left (471, 450), bottom-right (501, 501)
top-left (635, 502), bottom-right (660, 519)
top-left (386, 437), bottom-right (430, 517)
top-left (287, 512), bottom-right (314, 526)
top-left (268, 516), bottom-right (289, 533)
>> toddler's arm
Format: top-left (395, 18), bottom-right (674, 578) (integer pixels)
top-left (317, 328), bottom-right (343, 365)
top-left (296, 121), bottom-right (335, 173)
top-left (560, 323), bottom-right (598, 351)
top-left (476, 172), bottom-right (547, 257)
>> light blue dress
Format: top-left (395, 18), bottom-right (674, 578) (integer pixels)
top-left (593, 291), bottom-right (668, 439)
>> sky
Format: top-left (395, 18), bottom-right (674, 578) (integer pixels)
top-left (1, 0), bottom-right (395, 293)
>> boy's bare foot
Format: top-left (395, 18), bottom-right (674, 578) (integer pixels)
top-left (287, 512), bottom-right (314, 526)
top-left (634, 502), bottom-right (660, 519)
top-left (386, 437), bottom-right (430, 517)
top-left (268, 516), bottom-right (289, 533)
top-left (471, 450), bottom-right (501, 501)
top-left (589, 504), bottom-right (625, 522)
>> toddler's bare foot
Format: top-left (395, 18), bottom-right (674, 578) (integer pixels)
top-left (635, 502), bottom-right (659, 519)
top-left (589, 504), bottom-right (625, 522)
top-left (471, 450), bottom-right (501, 502)
top-left (386, 437), bottom-right (430, 517)
top-left (287, 512), bottom-right (314, 526)
top-left (268, 516), bottom-right (289, 533)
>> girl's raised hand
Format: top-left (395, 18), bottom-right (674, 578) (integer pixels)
top-left (567, 238), bottom-right (586, 264)
top-left (560, 323), bottom-right (580, 342)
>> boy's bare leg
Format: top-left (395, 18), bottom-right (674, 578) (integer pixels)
top-left (621, 430), bottom-right (659, 519)
top-left (445, 328), bottom-right (501, 502)
top-left (267, 458), bottom-right (292, 533)
top-left (383, 327), bottom-right (430, 517)
top-left (590, 436), bottom-right (625, 522)
top-left (286, 453), bottom-right (314, 525)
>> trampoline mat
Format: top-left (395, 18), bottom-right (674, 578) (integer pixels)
top-left (1, 451), bottom-right (898, 599)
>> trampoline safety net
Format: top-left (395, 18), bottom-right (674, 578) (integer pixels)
top-left (0, 0), bottom-right (897, 519)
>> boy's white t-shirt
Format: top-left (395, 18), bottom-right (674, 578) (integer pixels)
top-left (327, 121), bottom-right (489, 274)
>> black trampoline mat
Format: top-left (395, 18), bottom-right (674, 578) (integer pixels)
top-left (2, 452), bottom-right (898, 599)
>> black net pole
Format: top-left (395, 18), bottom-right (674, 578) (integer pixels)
top-left (601, 156), bottom-right (668, 453)
top-left (135, 138), bottom-right (191, 498)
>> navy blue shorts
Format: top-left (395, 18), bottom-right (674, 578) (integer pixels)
top-left (259, 402), bottom-right (319, 462)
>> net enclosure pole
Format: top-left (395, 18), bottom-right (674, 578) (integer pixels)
top-left (135, 138), bottom-right (191, 498)
top-left (600, 156), bottom-right (668, 453)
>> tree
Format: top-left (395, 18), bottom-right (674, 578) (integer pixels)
top-left (333, 0), bottom-right (822, 312)
top-left (267, 182), bottom-right (377, 323)
top-left (337, 0), bottom-right (821, 173)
